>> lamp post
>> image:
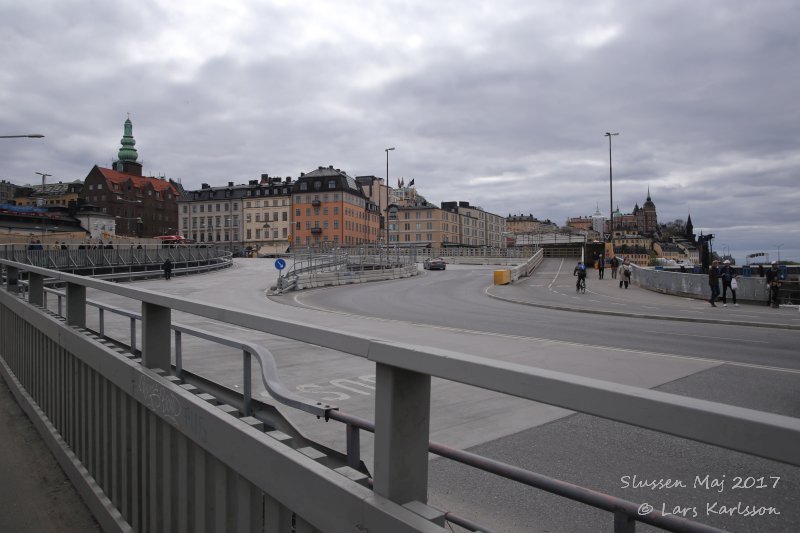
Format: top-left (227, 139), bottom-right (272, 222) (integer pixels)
top-left (604, 132), bottom-right (619, 243)
top-left (385, 147), bottom-right (395, 245)
top-left (34, 171), bottom-right (52, 239)
top-left (0, 134), bottom-right (44, 138)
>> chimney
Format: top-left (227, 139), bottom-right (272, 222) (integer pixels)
top-left (201, 183), bottom-right (210, 189)
top-left (228, 181), bottom-right (234, 187)
top-left (249, 180), bottom-right (257, 185)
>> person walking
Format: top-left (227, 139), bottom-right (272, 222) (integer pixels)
top-left (719, 260), bottom-right (735, 307)
top-left (610, 256), bottom-right (618, 279)
top-left (708, 259), bottom-right (721, 307)
top-left (597, 254), bottom-right (605, 280)
top-left (622, 259), bottom-right (632, 289)
top-left (729, 272), bottom-right (739, 306)
top-left (765, 261), bottom-right (781, 308)
top-left (163, 258), bottom-right (173, 280)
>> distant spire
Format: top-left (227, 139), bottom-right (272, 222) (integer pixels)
top-left (117, 116), bottom-right (138, 163)
top-left (647, 186), bottom-right (651, 201)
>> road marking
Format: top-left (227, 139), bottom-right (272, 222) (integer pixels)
top-left (547, 259), bottom-right (565, 290)
top-left (291, 290), bottom-right (800, 376)
top-left (641, 330), bottom-right (770, 344)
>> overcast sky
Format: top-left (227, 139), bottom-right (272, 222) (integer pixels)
top-left (1, 1), bottom-right (798, 262)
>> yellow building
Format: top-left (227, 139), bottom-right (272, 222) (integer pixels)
top-left (13, 180), bottom-right (83, 207)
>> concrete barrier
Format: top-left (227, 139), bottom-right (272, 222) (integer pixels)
top-left (632, 265), bottom-right (770, 304)
top-left (294, 264), bottom-right (419, 290)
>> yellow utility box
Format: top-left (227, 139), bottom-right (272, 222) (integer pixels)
top-left (493, 269), bottom-right (511, 285)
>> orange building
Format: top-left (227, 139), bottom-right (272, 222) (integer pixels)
top-left (291, 166), bottom-right (381, 248)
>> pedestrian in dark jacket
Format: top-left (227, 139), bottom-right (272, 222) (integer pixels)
top-left (597, 255), bottom-right (605, 280)
top-left (708, 260), bottom-right (721, 307)
top-left (719, 260), bottom-right (735, 306)
top-left (163, 258), bottom-right (173, 280)
top-left (766, 262), bottom-right (780, 308)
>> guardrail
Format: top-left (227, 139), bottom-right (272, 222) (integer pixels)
top-left (0, 243), bottom-right (232, 277)
top-left (2, 258), bottom-right (799, 532)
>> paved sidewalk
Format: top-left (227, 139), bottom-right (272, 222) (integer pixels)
top-left (0, 376), bottom-right (100, 533)
top-left (487, 258), bottom-right (800, 330)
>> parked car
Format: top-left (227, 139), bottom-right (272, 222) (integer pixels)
top-left (423, 257), bottom-right (446, 270)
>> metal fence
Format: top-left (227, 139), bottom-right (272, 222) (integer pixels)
top-left (2, 258), bottom-right (800, 532)
top-left (0, 243), bottom-right (231, 277)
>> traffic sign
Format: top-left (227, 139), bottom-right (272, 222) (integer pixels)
top-left (274, 258), bottom-right (286, 271)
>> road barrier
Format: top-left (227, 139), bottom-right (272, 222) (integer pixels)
top-left (2, 258), bottom-right (799, 532)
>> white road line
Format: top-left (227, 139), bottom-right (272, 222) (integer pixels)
top-left (291, 288), bottom-right (800, 376)
top-left (641, 330), bottom-right (770, 344)
top-left (548, 259), bottom-right (565, 289)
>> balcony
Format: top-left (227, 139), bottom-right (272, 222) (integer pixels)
top-left (311, 227), bottom-right (322, 234)
top-left (311, 200), bottom-right (321, 207)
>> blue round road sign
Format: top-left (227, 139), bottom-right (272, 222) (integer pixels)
top-left (274, 258), bottom-right (286, 270)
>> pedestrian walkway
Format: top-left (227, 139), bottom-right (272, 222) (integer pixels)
top-left (486, 258), bottom-right (800, 330)
top-left (0, 374), bottom-right (100, 533)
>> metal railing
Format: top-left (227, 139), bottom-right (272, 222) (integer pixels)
top-left (0, 243), bottom-right (231, 277)
top-left (2, 258), bottom-right (800, 532)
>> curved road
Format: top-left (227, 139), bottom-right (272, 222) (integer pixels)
top-left (86, 258), bottom-right (800, 532)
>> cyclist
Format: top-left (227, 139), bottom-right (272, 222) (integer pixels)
top-left (573, 261), bottom-right (587, 292)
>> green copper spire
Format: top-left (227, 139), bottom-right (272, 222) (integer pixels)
top-left (117, 116), bottom-right (139, 163)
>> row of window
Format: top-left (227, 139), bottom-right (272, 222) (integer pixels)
top-left (186, 203), bottom-right (240, 213)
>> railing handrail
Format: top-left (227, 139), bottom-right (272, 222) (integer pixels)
top-left (5, 257), bottom-right (799, 469)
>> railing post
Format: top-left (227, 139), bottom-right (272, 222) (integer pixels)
top-left (141, 302), bottom-right (171, 371)
top-left (5, 265), bottom-right (19, 293)
top-left (373, 363), bottom-right (431, 504)
top-left (66, 282), bottom-right (86, 327)
top-left (614, 510), bottom-right (636, 532)
top-left (346, 424), bottom-right (361, 469)
top-left (28, 272), bottom-right (44, 306)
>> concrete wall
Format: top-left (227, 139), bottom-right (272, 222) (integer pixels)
top-left (632, 265), bottom-right (770, 304)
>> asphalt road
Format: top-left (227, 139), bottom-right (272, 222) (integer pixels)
top-left (77, 258), bottom-right (800, 532)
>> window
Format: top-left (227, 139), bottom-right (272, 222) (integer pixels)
top-left (182, 205), bottom-right (188, 213)
top-left (328, 180), bottom-right (336, 189)
top-left (300, 182), bottom-right (307, 191)
top-left (282, 212), bottom-right (287, 221)
top-left (295, 208), bottom-right (300, 216)
top-left (333, 207), bottom-right (339, 215)
top-left (334, 220), bottom-right (339, 229)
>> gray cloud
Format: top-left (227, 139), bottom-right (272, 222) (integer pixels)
top-left (1, 0), bottom-right (797, 261)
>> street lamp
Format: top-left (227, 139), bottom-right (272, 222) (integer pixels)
top-left (604, 132), bottom-right (619, 240)
top-left (0, 134), bottom-right (44, 138)
top-left (775, 243), bottom-right (783, 264)
top-left (35, 171), bottom-right (52, 239)
top-left (385, 147), bottom-right (395, 245)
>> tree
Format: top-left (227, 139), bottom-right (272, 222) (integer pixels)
top-left (657, 219), bottom-right (685, 240)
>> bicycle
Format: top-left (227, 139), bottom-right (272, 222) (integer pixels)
top-left (576, 276), bottom-right (586, 293)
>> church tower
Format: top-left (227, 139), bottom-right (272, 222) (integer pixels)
top-left (113, 116), bottom-right (143, 176)
top-left (642, 187), bottom-right (657, 235)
